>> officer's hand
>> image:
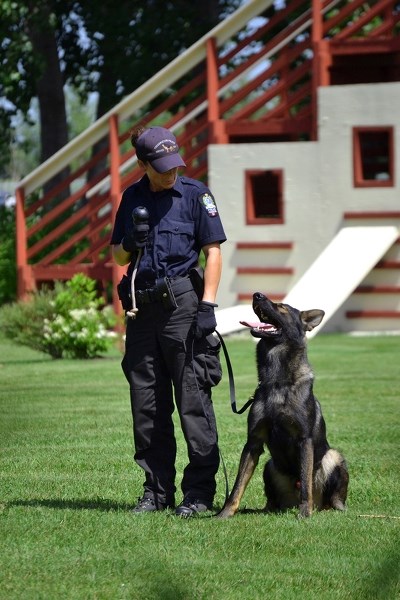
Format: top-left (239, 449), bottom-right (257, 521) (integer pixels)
top-left (122, 223), bottom-right (149, 252)
top-left (195, 301), bottom-right (218, 339)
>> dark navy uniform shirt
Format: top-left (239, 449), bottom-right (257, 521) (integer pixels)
top-left (110, 174), bottom-right (227, 289)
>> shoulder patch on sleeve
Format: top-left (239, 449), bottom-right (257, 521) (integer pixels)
top-left (200, 192), bottom-right (218, 217)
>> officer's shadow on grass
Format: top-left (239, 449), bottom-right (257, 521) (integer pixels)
top-left (7, 498), bottom-right (214, 515)
top-left (7, 499), bottom-right (271, 518)
top-left (7, 498), bottom-right (133, 512)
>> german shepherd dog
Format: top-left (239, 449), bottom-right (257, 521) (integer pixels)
top-left (217, 292), bottom-right (349, 519)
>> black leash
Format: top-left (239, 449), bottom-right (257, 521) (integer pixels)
top-left (214, 329), bottom-right (253, 506)
top-left (214, 329), bottom-right (254, 415)
top-left (190, 328), bottom-right (254, 506)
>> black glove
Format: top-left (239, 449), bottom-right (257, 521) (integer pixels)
top-left (195, 301), bottom-right (218, 339)
top-left (122, 222), bottom-right (149, 252)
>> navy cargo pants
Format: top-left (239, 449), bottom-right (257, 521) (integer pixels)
top-left (121, 278), bottom-right (220, 507)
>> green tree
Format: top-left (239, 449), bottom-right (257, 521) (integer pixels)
top-left (0, 0), bottom-right (241, 179)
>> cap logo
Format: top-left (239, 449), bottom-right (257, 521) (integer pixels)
top-left (161, 143), bottom-right (177, 154)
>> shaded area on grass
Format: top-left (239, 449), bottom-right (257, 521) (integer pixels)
top-left (6, 498), bottom-right (133, 512)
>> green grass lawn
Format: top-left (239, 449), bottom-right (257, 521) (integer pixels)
top-left (0, 332), bottom-right (399, 599)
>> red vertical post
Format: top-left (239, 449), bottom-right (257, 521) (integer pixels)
top-left (109, 114), bottom-right (124, 317)
top-left (311, 0), bottom-right (329, 141)
top-left (207, 37), bottom-right (219, 124)
top-left (312, 0), bottom-right (323, 47)
top-left (206, 37), bottom-right (227, 144)
top-left (15, 186), bottom-right (33, 299)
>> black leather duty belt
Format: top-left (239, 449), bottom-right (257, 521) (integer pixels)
top-left (135, 275), bottom-right (193, 305)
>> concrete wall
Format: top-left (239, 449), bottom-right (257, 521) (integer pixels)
top-left (208, 82), bottom-right (400, 317)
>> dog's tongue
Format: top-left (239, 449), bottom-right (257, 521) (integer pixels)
top-left (240, 320), bottom-right (275, 331)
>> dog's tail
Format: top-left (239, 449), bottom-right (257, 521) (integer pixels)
top-left (315, 449), bottom-right (348, 510)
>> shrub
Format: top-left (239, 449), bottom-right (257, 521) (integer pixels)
top-left (0, 273), bottom-right (117, 359)
top-left (0, 206), bottom-right (17, 305)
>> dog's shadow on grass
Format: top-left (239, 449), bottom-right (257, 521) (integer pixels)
top-left (210, 505), bottom-right (270, 518)
top-left (7, 498), bottom-right (133, 512)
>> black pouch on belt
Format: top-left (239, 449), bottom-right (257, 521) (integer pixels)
top-left (117, 275), bottom-right (132, 311)
top-left (156, 277), bottom-right (178, 311)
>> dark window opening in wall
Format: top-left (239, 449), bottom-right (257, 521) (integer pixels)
top-left (353, 127), bottom-right (394, 187)
top-left (245, 169), bottom-right (284, 224)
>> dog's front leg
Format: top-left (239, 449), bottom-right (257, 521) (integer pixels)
top-left (216, 441), bottom-right (262, 519)
top-left (299, 437), bottom-right (314, 518)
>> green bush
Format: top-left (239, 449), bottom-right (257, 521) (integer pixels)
top-left (0, 273), bottom-right (117, 358)
top-left (0, 206), bottom-right (17, 305)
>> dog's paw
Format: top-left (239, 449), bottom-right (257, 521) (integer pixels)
top-left (331, 498), bottom-right (346, 511)
top-left (298, 503), bottom-right (312, 518)
top-left (215, 507), bottom-right (235, 519)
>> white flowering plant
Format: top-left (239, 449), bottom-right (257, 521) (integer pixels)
top-left (0, 273), bottom-right (118, 359)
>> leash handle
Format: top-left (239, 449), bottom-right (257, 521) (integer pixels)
top-left (126, 249), bottom-right (142, 319)
top-left (214, 330), bottom-right (254, 415)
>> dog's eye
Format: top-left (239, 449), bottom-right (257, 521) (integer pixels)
top-left (277, 304), bottom-right (289, 314)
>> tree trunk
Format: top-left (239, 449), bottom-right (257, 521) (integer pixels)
top-left (26, 5), bottom-right (70, 198)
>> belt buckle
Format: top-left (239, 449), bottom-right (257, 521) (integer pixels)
top-left (136, 290), bottom-right (146, 304)
top-left (148, 288), bottom-right (157, 302)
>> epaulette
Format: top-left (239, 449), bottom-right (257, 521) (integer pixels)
top-left (180, 176), bottom-right (208, 192)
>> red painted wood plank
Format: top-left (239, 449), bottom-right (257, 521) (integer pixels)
top-left (236, 242), bottom-right (293, 250)
top-left (376, 261), bottom-right (400, 269)
top-left (346, 310), bottom-right (400, 318)
top-left (32, 264), bottom-right (112, 281)
top-left (238, 293), bottom-right (285, 302)
top-left (344, 212), bottom-right (400, 219)
top-left (237, 267), bottom-right (293, 275)
top-left (355, 286), bottom-right (400, 294)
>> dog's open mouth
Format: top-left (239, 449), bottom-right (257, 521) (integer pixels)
top-left (240, 320), bottom-right (280, 336)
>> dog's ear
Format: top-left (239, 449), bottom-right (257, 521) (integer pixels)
top-left (301, 309), bottom-right (325, 331)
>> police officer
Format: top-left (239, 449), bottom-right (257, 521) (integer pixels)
top-left (111, 125), bottom-right (227, 517)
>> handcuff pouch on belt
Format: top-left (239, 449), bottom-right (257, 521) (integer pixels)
top-left (117, 275), bottom-right (178, 311)
top-left (155, 277), bottom-right (178, 310)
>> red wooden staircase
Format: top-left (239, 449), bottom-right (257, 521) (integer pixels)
top-left (15, 0), bottom-right (400, 314)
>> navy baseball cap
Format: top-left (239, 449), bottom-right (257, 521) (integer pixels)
top-left (135, 127), bottom-right (186, 173)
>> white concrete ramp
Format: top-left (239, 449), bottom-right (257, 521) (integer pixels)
top-left (216, 303), bottom-right (257, 336)
top-left (283, 226), bottom-right (398, 337)
top-left (216, 226), bottom-right (398, 337)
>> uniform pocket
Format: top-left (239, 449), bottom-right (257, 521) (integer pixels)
top-left (158, 219), bottom-right (195, 262)
top-left (192, 334), bottom-right (222, 388)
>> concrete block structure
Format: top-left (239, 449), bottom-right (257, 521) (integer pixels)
top-left (210, 82), bottom-right (400, 333)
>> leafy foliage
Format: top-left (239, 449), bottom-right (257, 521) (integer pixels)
top-left (0, 273), bottom-right (117, 358)
top-left (0, 0), bottom-right (241, 178)
top-left (0, 206), bottom-right (16, 304)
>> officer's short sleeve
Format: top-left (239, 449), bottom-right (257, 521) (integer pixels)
top-left (110, 192), bottom-right (128, 245)
top-left (195, 188), bottom-right (227, 248)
